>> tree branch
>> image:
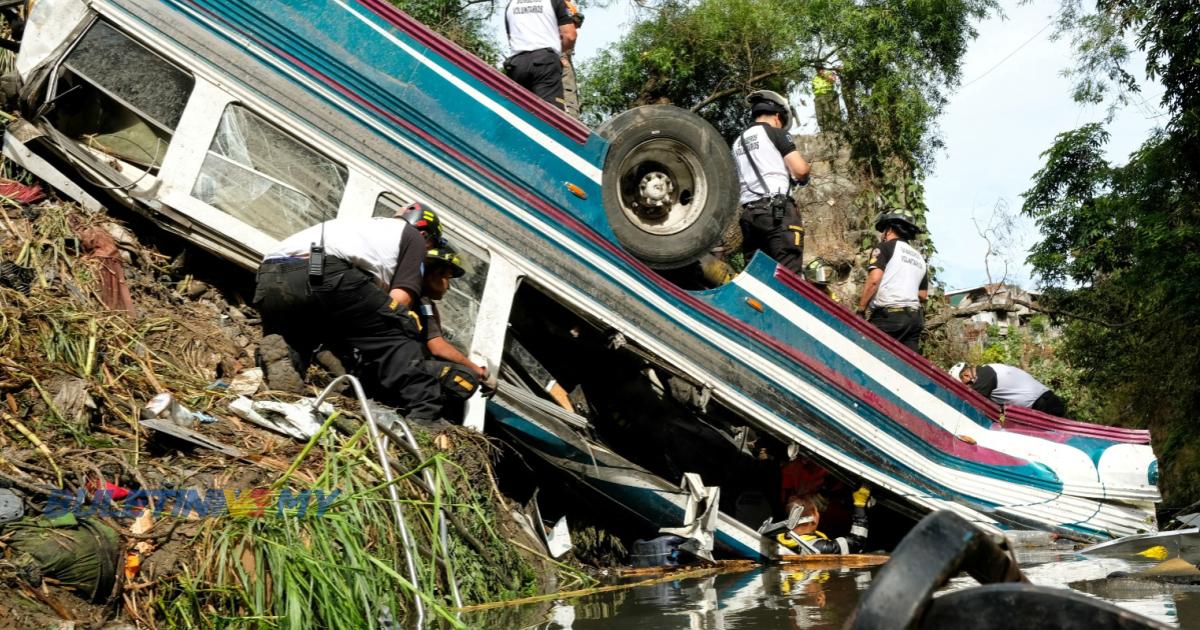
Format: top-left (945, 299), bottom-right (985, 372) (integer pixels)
top-left (925, 295), bottom-right (1158, 332)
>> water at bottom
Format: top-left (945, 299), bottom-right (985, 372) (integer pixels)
top-left (465, 551), bottom-right (1199, 629)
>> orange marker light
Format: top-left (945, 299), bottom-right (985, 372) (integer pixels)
top-left (746, 298), bottom-right (764, 312)
top-left (566, 182), bottom-right (587, 199)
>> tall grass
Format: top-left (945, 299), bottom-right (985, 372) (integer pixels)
top-left (157, 424), bottom-right (543, 629)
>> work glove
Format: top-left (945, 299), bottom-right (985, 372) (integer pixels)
top-left (388, 298), bottom-right (423, 334)
top-left (852, 484), bottom-right (872, 508)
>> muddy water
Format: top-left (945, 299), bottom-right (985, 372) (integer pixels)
top-left (467, 550), bottom-right (1199, 629)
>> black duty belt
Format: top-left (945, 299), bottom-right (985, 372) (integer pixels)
top-left (262, 255), bottom-right (307, 265)
top-left (509, 47), bottom-right (555, 59)
top-left (261, 256), bottom-right (351, 272)
top-left (742, 193), bottom-right (791, 209)
top-left (879, 306), bottom-right (919, 313)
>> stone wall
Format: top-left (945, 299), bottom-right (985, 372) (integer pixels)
top-left (792, 132), bottom-right (873, 308)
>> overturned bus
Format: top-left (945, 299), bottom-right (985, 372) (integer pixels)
top-left (5, 0), bottom-right (1159, 559)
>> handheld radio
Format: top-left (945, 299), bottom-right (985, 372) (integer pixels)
top-left (308, 220), bottom-right (326, 279)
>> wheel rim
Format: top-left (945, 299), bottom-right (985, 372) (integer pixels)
top-left (614, 137), bottom-right (708, 236)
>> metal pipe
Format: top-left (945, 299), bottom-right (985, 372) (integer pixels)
top-left (386, 412), bottom-right (464, 609)
top-left (313, 375), bottom-right (425, 628)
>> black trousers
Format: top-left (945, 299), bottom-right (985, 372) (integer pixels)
top-left (504, 48), bottom-right (564, 110)
top-left (1032, 390), bottom-right (1067, 417)
top-left (740, 197), bottom-right (804, 273)
top-left (868, 308), bottom-right (923, 354)
top-left (253, 259), bottom-right (442, 420)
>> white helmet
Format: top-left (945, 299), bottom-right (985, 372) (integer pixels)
top-left (746, 89), bottom-right (797, 128)
top-left (948, 362), bottom-right (968, 380)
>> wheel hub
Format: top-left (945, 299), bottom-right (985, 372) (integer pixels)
top-left (636, 171), bottom-right (674, 217)
top-left (614, 138), bottom-right (708, 237)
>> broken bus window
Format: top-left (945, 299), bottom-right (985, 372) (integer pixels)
top-left (51, 21), bottom-right (194, 168)
top-left (191, 104), bottom-right (348, 239)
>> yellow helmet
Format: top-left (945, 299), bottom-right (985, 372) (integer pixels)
top-left (425, 247), bottom-right (465, 278)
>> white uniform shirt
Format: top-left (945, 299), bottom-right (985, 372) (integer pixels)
top-left (868, 238), bottom-right (928, 309)
top-left (506, 0), bottom-right (568, 55)
top-left (732, 123), bottom-right (796, 204)
top-left (984, 364), bottom-right (1050, 408)
top-left (264, 217), bottom-right (424, 293)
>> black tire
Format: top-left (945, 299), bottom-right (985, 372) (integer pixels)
top-left (598, 105), bottom-right (738, 270)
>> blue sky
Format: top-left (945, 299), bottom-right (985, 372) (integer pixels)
top-left (494, 0), bottom-right (1163, 291)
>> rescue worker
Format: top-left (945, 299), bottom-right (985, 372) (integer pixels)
top-left (812, 68), bottom-right (841, 132)
top-left (733, 90), bottom-right (812, 274)
top-left (504, 0), bottom-right (577, 110)
top-left (253, 215), bottom-right (441, 421)
top-left (776, 485), bottom-right (872, 555)
top-left (419, 246), bottom-right (487, 397)
top-left (560, 0), bottom-right (584, 118)
top-left (400, 202), bottom-right (445, 250)
top-left (950, 362), bottom-right (1068, 417)
top-left (856, 211), bottom-right (928, 353)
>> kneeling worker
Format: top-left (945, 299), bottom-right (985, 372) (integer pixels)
top-left (950, 362), bottom-right (1068, 417)
top-left (254, 215), bottom-right (441, 421)
top-left (856, 211), bottom-right (928, 353)
top-left (775, 485), bottom-right (872, 555)
top-left (418, 246), bottom-right (487, 407)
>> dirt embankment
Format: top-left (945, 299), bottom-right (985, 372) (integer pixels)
top-left (0, 172), bottom-right (567, 629)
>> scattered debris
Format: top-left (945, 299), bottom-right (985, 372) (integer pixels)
top-left (226, 367), bottom-right (263, 396)
top-left (0, 261), bottom-right (34, 294)
top-left (76, 223), bottom-right (134, 313)
top-left (138, 417), bottom-right (245, 458)
top-left (0, 488), bottom-right (24, 523)
top-left (228, 395), bottom-right (329, 440)
top-left (1, 515), bottom-right (121, 603)
top-left (0, 178), bottom-right (45, 204)
top-left (141, 392), bottom-right (197, 428)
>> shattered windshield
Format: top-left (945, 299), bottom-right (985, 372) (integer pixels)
top-left (192, 105), bottom-right (348, 239)
top-left (63, 21), bottom-right (192, 132)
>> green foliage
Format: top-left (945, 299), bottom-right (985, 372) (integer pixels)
top-left (570, 526), bottom-right (629, 567)
top-left (386, 0), bottom-right (501, 64)
top-left (581, 0), bottom-right (996, 177)
top-left (1025, 0), bottom-right (1200, 510)
top-left (158, 426), bottom-right (544, 628)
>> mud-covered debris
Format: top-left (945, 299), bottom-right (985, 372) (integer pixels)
top-left (50, 377), bottom-right (96, 429)
top-left (77, 224), bottom-right (134, 312)
top-left (1, 515), bottom-right (121, 603)
top-left (0, 261), bottom-right (35, 294)
top-left (227, 367), bottom-right (263, 396)
top-left (0, 488), bottom-right (24, 524)
top-left (258, 333), bottom-right (306, 393)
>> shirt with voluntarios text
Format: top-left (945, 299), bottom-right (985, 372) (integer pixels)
top-left (867, 238), bottom-right (928, 309)
top-left (732, 122), bottom-right (797, 205)
top-left (505, 0), bottom-right (573, 55)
